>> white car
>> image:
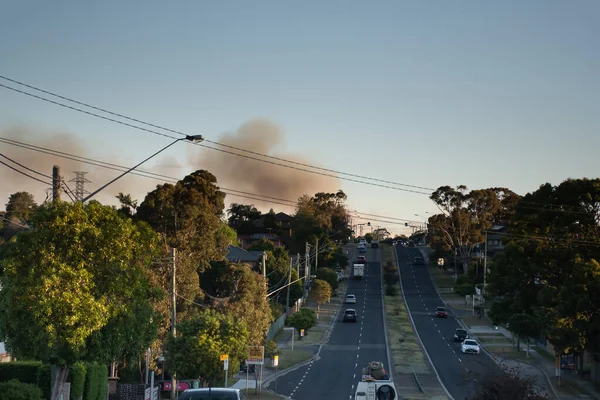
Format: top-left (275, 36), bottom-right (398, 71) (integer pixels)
top-left (357, 243), bottom-right (366, 250)
top-left (346, 294), bottom-right (356, 304)
top-left (461, 339), bottom-right (480, 354)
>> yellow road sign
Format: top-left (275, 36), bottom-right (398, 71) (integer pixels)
top-left (220, 354), bottom-right (228, 361)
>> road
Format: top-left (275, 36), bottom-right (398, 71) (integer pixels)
top-left (269, 246), bottom-right (389, 399)
top-left (395, 245), bottom-right (501, 400)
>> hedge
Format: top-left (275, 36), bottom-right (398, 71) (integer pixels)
top-left (70, 362), bottom-right (86, 400)
top-left (83, 363), bottom-right (107, 400)
top-left (0, 379), bottom-right (43, 400)
top-left (0, 361), bottom-right (42, 385)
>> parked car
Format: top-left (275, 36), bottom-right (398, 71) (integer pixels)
top-left (435, 306), bottom-right (448, 318)
top-left (346, 294), bottom-right (356, 304)
top-left (453, 328), bottom-right (469, 342)
top-left (180, 388), bottom-right (248, 400)
top-left (461, 339), bottom-right (480, 354)
top-left (343, 309), bottom-right (358, 322)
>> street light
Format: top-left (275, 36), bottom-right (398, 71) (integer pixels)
top-left (82, 135), bottom-right (204, 202)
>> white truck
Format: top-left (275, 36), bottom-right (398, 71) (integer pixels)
top-left (353, 263), bottom-right (364, 279)
top-left (355, 361), bottom-right (396, 400)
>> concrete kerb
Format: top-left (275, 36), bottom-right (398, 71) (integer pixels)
top-left (394, 245), bottom-right (455, 400)
top-left (417, 247), bottom-right (560, 400)
top-left (379, 246), bottom-right (395, 381)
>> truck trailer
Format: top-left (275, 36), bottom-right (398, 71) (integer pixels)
top-left (353, 263), bottom-right (364, 279)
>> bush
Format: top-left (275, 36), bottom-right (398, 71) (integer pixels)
top-left (454, 282), bottom-right (475, 296)
top-left (0, 379), bottom-right (43, 400)
top-left (315, 268), bottom-right (339, 291)
top-left (70, 362), bottom-right (87, 400)
top-left (455, 275), bottom-right (471, 285)
top-left (264, 340), bottom-right (279, 358)
top-left (0, 361), bottom-right (42, 384)
top-left (36, 364), bottom-right (51, 400)
top-left (83, 363), bottom-right (107, 400)
top-left (287, 308), bottom-right (317, 335)
top-left (385, 284), bottom-right (398, 296)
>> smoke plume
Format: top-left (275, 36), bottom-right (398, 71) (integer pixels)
top-left (0, 126), bottom-right (163, 209)
top-left (193, 119), bottom-right (340, 212)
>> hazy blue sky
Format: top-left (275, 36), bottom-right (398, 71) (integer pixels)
top-left (1, 0), bottom-right (598, 235)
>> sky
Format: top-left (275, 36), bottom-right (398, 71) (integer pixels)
top-left (0, 0), bottom-right (598, 236)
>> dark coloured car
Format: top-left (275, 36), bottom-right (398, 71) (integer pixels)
top-left (454, 328), bottom-right (468, 342)
top-left (414, 256), bottom-right (425, 265)
top-left (343, 309), bottom-right (358, 322)
top-left (179, 388), bottom-right (247, 400)
top-left (435, 306), bottom-right (448, 318)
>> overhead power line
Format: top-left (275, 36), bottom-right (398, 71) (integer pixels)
top-left (0, 137), bottom-right (424, 228)
top-left (0, 158), bottom-right (51, 185)
top-left (0, 76), bottom-right (433, 195)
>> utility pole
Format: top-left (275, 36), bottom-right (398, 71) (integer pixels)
top-left (262, 252), bottom-right (267, 278)
top-left (286, 257), bottom-right (292, 313)
top-left (296, 253), bottom-right (300, 275)
top-left (170, 247), bottom-right (177, 400)
top-left (483, 231), bottom-right (488, 308)
top-left (52, 165), bottom-right (61, 202)
top-left (315, 238), bottom-right (319, 272)
top-left (304, 242), bottom-right (310, 299)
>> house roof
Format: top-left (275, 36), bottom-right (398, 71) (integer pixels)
top-left (226, 245), bottom-right (263, 263)
top-left (275, 212), bottom-right (293, 222)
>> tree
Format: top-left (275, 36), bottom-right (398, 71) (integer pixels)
top-left (315, 268), bottom-right (339, 292)
top-left (0, 201), bottom-right (162, 400)
top-left (507, 313), bottom-right (544, 353)
top-left (364, 233), bottom-right (374, 243)
top-left (373, 228), bottom-right (389, 241)
top-left (312, 279), bottom-right (331, 313)
top-left (166, 309), bottom-right (249, 387)
top-left (287, 308), bottom-right (317, 336)
top-left (4, 192), bottom-right (37, 225)
top-left (263, 209), bottom-right (281, 233)
top-left (227, 203), bottom-right (261, 234)
top-left (200, 262), bottom-right (272, 346)
top-left (468, 365), bottom-right (550, 400)
top-left (293, 190), bottom-right (351, 247)
top-left (428, 185), bottom-right (518, 274)
top-left (136, 170), bottom-right (227, 325)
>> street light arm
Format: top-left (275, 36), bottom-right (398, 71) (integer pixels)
top-left (81, 135), bottom-right (202, 203)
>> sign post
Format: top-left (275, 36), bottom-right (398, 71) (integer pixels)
top-left (246, 346), bottom-right (265, 394)
top-left (273, 355), bottom-right (279, 392)
top-left (283, 327), bottom-right (295, 350)
top-left (220, 355), bottom-right (229, 387)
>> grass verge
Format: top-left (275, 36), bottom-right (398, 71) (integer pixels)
top-left (382, 244), bottom-right (430, 375)
top-left (266, 349), bottom-right (313, 370)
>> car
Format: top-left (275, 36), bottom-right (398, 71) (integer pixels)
top-left (392, 241), bottom-right (398, 246)
top-left (357, 243), bottom-right (366, 250)
top-left (357, 255), bottom-right (367, 263)
top-left (343, 309), bottom-right (358, 322)
top-left (359, 246), bottom-right (366, 253)
top-left (371, 240), bottom-right (379, 248)
top-left (179, 387), bottom-right (248, 400)
top-left (453, 328), bottom-right (469, 342)
top-left (435, 306), bottom-right (448, 318)
top-left (461, 339), bottom-right (480, 354)
top-left (346, 294), bottom-right (356, 304)
top-left (414, 256), bottom-right (424, 265)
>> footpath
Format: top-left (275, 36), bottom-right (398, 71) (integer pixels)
top-left (231, 244), bottom-right (354, 397)
top-left (418, 246), bottom-right (600, 400)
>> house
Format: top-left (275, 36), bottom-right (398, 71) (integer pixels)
top-left (0, 342), bottom-right (12, 362)
top-left (252, 212), bottom-right (294, 246)
top-left (225, 245), bottom-right (264, 264)
top-left (237, 233), bottom-right (283, 250)
top-left (474, 225), bottom-right (507, 262)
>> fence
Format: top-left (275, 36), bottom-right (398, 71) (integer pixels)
top-left (266, 298), bottom-right (303, 341)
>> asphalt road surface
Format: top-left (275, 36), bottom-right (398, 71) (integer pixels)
top-left (395, 245), bottom-right (501, 400)
top-left (270, 246), bottom-right (389, 399)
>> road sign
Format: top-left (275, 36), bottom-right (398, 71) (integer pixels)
top-left (273, 355), bottom-right (279, 367)
top-left (300, 329), bottom-right (305, 337)
top-left (224, 359), bottom-right (229, 371)
top-left (220, 354), bottom-right (228, 361)
top-left (246, 345), bottom-right (265, 365)
top-left (437, 258), bottom-right (444, 266)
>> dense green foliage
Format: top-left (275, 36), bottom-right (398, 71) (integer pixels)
top-left (0, 379), bottom-right (43, 400)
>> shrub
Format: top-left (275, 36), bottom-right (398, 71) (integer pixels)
top-left (287, 308), bottom-right (317, 335)
top-left (70, 362), bottom-right (87, 400)
top-left (455, 275), bottom-right (471, 285)
top-left (0, 361), bottom-right (42, 384)
top-left (83, 363), bottom-right (107, 400)
top-left (264, 340), bottom-right (279, 358)
top-left (0, 379), bottom-right (42, 400)
top-left (454, 282), bottom-right (475, 296)
top-left (36, 364), bottom-right (51, 400)
top-left (385, 284), bottom-right (398, 296)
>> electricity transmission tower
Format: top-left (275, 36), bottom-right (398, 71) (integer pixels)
top-left (70, 171), bottom-right (91, 201)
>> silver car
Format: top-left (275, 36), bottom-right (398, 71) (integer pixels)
top-left (346, 294), bottom-right (356, 304)
top-left (179, 388), bottom-right (247, 400)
